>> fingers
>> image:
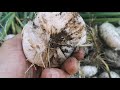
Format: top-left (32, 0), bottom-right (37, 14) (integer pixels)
top-left (1, 34), bottom-right (23, 51)
top-left (41, 48), bottom-right (85, 78)
top-left (40, 57), bottom-right (79, 78)
top-left (73, 48), bottom-right (85, 61)
top-left (41, 68), bottom-right (70, 78)
top-left (62, 57), bottom-right (79, 75)
top-left (62, 48), bottom-right (85, 75)
top-left (3, 34), bottom-right (22, 46)
top-left (25, 62), bottom-right (42, 78)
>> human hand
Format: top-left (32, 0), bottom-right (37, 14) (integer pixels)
top-left (0, 34), bottom-right (84, 78)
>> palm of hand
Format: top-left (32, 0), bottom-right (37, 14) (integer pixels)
top-left (0, 34), bottom-right (82, 78)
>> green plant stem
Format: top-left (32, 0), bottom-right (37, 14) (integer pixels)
top-left (29, 12), bottom-right (34, 19)
top-left (80, 12), bottom-right (120, 18)
top-left (12, 21), bottom-right (16, 34)
top-left (15, 24), bottom-right (22, 34)
top-left (24, 12), bottom-right (28, 19)
top-left (15, 16), bottom-right (24, 27)
top-left (84, 18), bottom-right (120, 23)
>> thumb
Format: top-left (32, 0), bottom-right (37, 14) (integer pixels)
top-left (1, 34), bottom-right (23, 51)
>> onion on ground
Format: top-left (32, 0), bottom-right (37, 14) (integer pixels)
top-left (99, 22), bottom-right (120, 50)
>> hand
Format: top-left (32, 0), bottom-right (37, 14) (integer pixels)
top-left (0, 34), bottom-right (84, 78)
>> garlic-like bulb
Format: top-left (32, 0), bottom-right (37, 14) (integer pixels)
top-left (22, 12), bottom-right (86, 67)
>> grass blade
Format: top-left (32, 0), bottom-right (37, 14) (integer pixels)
top-left (2, 13), bottom-right (15, 38)
top-left (15, 24), bottom-right (22, 34)
top-left (12, 20), bottom-right (16, 34)
top-left (29, 12), bottom-right (34, 19)
top-left (15, 16), bottom-right (24, 27)
top-left (0, 12), bottom-right (13, 22)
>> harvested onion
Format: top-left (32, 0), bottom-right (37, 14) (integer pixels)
top-left (22, 12), bottom-right (86, 68)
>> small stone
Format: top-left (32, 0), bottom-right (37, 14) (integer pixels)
top-left (99, 71), bottom-right (120, 78)
top-left (80, 65), bottom-right (98, 77)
